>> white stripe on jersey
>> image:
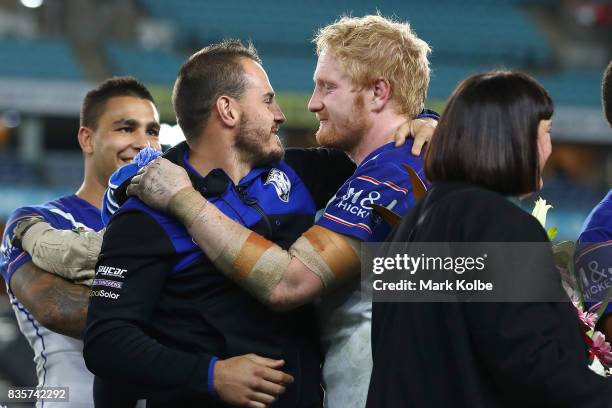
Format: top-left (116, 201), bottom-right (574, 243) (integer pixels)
top-left (48, 209), bottom-right (94, 231)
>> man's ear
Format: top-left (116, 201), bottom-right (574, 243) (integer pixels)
top-left (371, 77), bottom-right (392, 112)
top-left (78, 127), bottom-right (94, 154)
top-left (216, 96), bottom-right (240, 127)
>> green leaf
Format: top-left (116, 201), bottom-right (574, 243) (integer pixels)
top-left (547, 226), bottom-right (558, 241)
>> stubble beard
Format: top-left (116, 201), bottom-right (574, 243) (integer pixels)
top-left (315, 94), bottom-right (370, 153)
top-left (235, 114), bottom-right (285, 168)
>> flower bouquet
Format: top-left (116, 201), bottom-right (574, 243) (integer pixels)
top-left (531, 198), bottom-right (612, 376)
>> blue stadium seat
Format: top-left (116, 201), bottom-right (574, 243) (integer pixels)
top-left (106, 43), bottom-right (185, 84)
top-left (138, 0), bottom-right (553, 66)
top-left (0, 38), bottom-right (84, 80)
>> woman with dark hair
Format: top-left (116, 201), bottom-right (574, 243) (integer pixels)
top-left (366, 71), bottom-right (612, 407)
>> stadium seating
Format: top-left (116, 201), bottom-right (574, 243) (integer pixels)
top-left (106, 43), bottom-right (185, 84)
top-left (0, 38), bottom-right (84, 80)
top-left (538, 69), bottom-right (604, 107)
top-left (138, 0), bottom-right (553, 66)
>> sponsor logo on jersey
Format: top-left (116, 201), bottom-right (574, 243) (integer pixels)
top-left (89, 289), bottom-right (120, 299)
top-left (336, 186), bottom-right (381, 219)
top-left (265, 169), bottom-right (291, 202)
top-left (97, 265), bottom-right (127, 279)
top-left (92, 278), bottom-right (123, 289)
top-left (1, 233), bottom-right (13, 261)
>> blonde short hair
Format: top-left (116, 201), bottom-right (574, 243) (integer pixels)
top-left (314, 14), bottom-right (431, 117)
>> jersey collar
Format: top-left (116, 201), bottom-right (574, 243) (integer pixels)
top-left (164, 141), bottom-right (272, 196)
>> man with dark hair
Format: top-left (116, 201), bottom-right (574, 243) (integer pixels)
top-left (172, 41), bottom-right (262, 142)
top-left (80, 40), bottom-right (348, 408)
top-left (0, 76), bottom-right (161, 407)
top-left (576, 59), bottom-right (612, 342)
top-left (75, 36), bottom-right (434, 407)
top-left (16, 34), bottom-right (434, 405)
top-left (127, 16), bottom-right (434, 407)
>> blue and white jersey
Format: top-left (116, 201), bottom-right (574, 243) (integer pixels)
top-left (0, 195), bottom-right (103, 408)
top-left (576, 189), bottom-right (612, 316)
top-left (317, 140), bottom-right (425, 242)
top-left (314, 140), bottom-right (425, 408)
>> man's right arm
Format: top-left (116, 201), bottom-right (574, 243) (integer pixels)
top-left (10, 261), bottom-right (89, 339)
top-left (1, 209), bottom-right (91, 339)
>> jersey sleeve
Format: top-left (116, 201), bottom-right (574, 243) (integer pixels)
top-left (576, 203), bottom-right (612, 316)
top-left (284, 147), bottom-right (356, 209)
top-left (0, 206), bottom-right (58, 289)
top-left (574, 240), bottom-right (612, 315)
top-left (83, 210), bottom-right (217, 399)
top-left (102, 147), bottom-right (162, 225)
top-left (316, 160), bottom-right (421, 242)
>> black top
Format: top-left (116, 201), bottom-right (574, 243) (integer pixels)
top-left (83, 142), bottom-right (355, 408)
top-left (366, 181), bottom-right (612, 408)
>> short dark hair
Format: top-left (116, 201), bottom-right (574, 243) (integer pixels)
top-left (425, 71), bottom-right (554, 196)
top-left (80, 76), bottom-right (155, 129)
top-left (172, 39), bottom-right (261, 142)
top-left (603, 59), bottom-right (612, 128)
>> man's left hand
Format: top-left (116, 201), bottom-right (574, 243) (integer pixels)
top-left (393, 117), bottom-right (437, 155)
top-left (127, 157), bottom-right (192, 212)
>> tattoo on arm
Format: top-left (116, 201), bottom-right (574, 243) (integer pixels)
top-left (10, 261), bottom-right (90, 339)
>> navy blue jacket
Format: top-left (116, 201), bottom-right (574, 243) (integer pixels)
top-left (83, 141), bottom-right (355, 408)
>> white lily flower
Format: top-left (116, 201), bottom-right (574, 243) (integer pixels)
top-left (589, 357), bottom-right (609, 377)
top-left (531, 197), bottom-right (552, 228)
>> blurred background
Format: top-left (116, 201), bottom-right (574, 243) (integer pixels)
top-left (0, 0), bottom-right (610, 402)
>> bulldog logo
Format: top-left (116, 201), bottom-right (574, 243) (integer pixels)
top-left (265, 169), bottom-right (291, 202)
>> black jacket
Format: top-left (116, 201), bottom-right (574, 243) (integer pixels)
top-left (367, 181), bottom-right (612, 408)
top-left (84, 142), bottom-right (355, 408)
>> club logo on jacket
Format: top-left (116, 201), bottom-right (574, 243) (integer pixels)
top-left (265, 169), bottom-right (291, 202)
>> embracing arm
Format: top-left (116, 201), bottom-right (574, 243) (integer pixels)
top-left (10, 261), bottom-right (89, 338)
top-left (183, 190), bottom-right (360, 310)
top-left (14, 217), bottom-right (101, 285)
top-left (128, 173), bottom-right (360, 311)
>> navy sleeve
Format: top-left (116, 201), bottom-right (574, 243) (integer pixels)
top-left (576, 194), bottom-right (612, 316)
top-left (284, 147), bottom-right (356, 209)
top-left (316, 148), bottom-right (425, 242)
top-left (83, 211), bottom-right (216, 399)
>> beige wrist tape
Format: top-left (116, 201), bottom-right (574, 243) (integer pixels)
top-left (290, 226), bottom-right (361, 288)
top-left (167, 187), bottom-right (207, 228)
top-left (211, 224), bottom-right (361, 302)
top-left (212, 231), bottom-right (290, 302)
top-left (21, 221), bottom-right (102, 282)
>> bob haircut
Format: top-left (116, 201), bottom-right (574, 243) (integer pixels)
top-left (425, 71), bottom-right (553, 196)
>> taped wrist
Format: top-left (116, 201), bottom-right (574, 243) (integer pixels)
top-left (167, 187), bottom-right (207, 228)
top-left (212, 231), bottom-right (290, 302)
top-left (20, 221), bottom-right (103, 280)
top-left (289, 226), bottom-right (361, 289)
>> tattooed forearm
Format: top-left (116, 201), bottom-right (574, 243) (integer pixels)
top-left (10, 261), bottom-right (89, 339)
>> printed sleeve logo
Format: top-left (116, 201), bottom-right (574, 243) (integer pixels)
top-left (575, 242), bottom-right (612, 304)
top-left (97, 265), bottom-right (127, 279)
top-left (1, 233), bottom-right (13, 261)
top-left (265, 168), bottom-right (291, 202)
top-left (92, 278), bottom-right (123, 289)
top-left (89, 289), bottom-right (120, 300)
top-left (337, 183), bottom-right (381, 219)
